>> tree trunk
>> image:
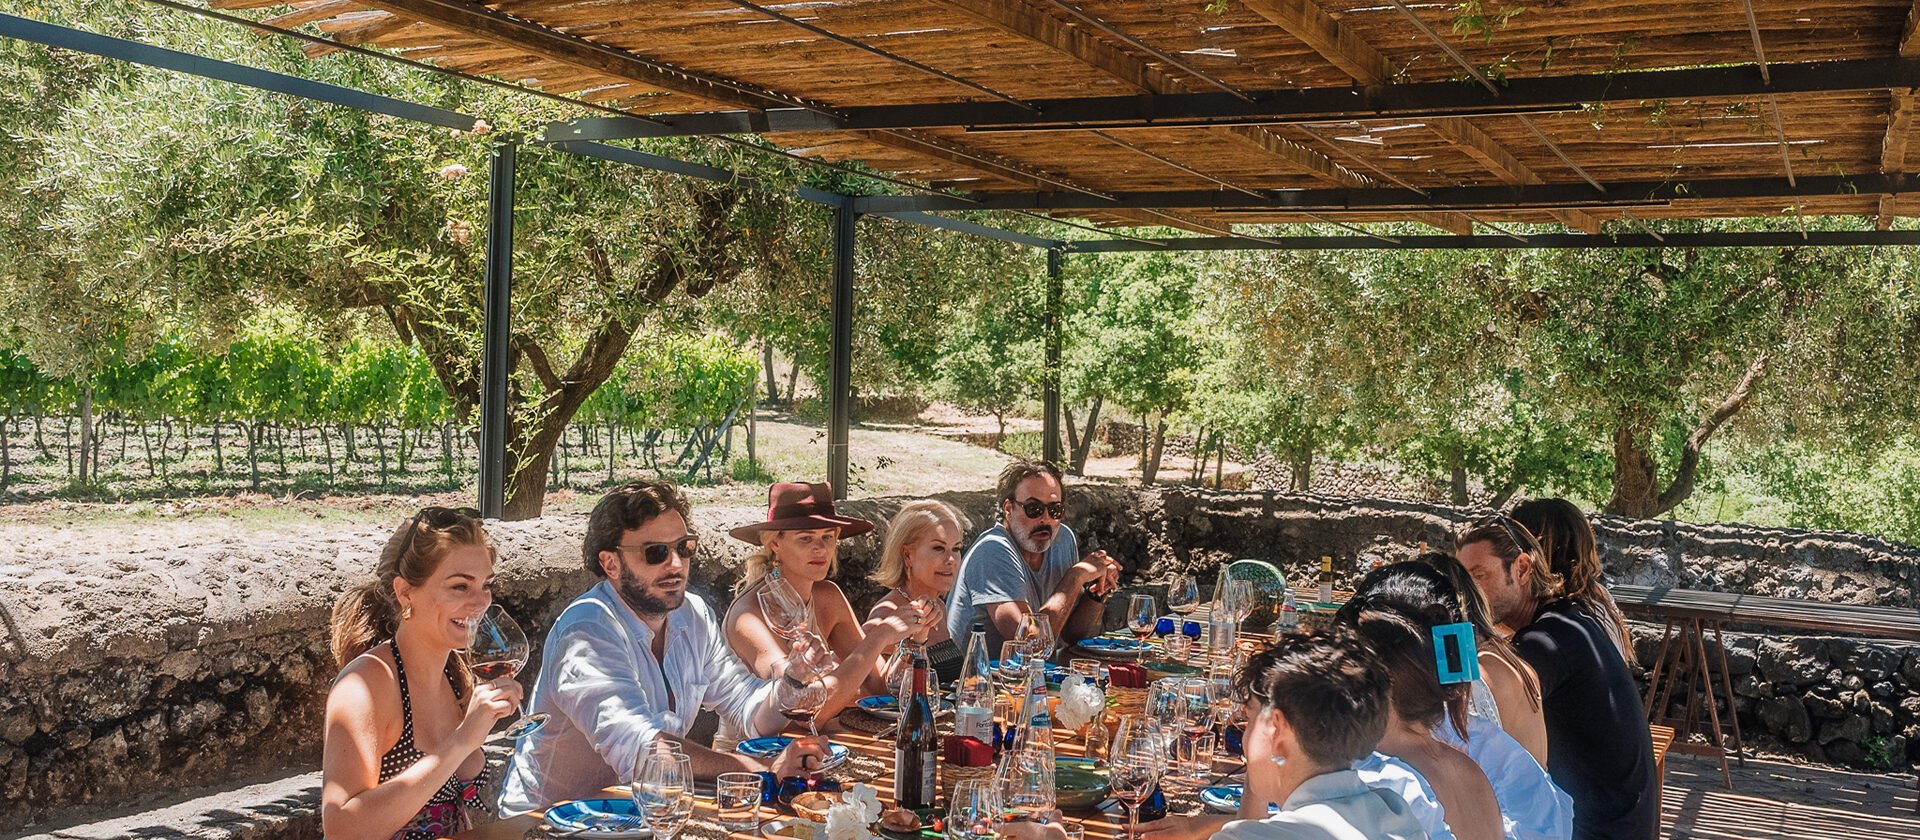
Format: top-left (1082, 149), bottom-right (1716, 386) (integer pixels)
top-left (1190, 426), bottom-right (1208, 484)
top-left (1448, 445), bottom-right (1469, 506)
top-left (320, 424), bottom-right (335, 482)
top-left (785, 361), bottom-right (801, 409)
top-left (441, 422), bottom-right (454, 484)
top-left (139, 421), bottom-right (156, 479)
top-left (247, 421), bottom-right (261, 491)
top-left (759, 344), bottom-right (776, 406)
top-left (994, 413), bottom-right (1007, 451)
top-left (1, 414), bottom-right (11, 491)
top-left (1062, 405), bottom-right (1082, 474)
top-left (1605, 353), bottom-right (1770, 518)
top-left (62, 414), bottom-right (71, 480)
top-left (1289, 441), bottom-right (1313, 492)
top-left (31, 410), bottom-right (48, 460)
top-left (159, 419), bottom-right (174, 485)
top-left (503, 447), bottom-right (554, 520)
top-left (1142, 416), bottom-right (1168, 486)
top-left (1214, 440), bottom-right (1226, 489)
top-left (77, 386), bottom-right (94, 485)
top-left (212, 422), bottom-right (224, 475)
top-left (372, 426), bottom-right (389, 484)
top-left (276, 425), bottom-right (289, 479)
top-left (606, 423), bottom-right (617, 484)
top-left (1072, 396), bottom-right (1103, 475)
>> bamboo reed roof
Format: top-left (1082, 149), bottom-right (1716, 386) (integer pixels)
top-left (222, 0), bottom-right (1920, 235)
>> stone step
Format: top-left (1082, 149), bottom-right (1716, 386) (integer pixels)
top-left (4, 770), bottom-right (322, 840)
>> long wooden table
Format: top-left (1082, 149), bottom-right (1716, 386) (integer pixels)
top-left (444, 639), bottom-right (1223, 840)
top-left (1611, 584), bottom-right (1920, 803)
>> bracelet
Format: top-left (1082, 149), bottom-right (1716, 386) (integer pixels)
top-left (1082, 581), bottom-right (1109, 602)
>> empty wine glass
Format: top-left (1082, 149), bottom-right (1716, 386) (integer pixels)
top-left (633, 751), bottom-right (694, 840)
top-left (995, 641), bottom-right (1028, 696)
top-left (946, 779), bottom-right (1000, 840)
top-left (464, 604), bottom-right (549, 738)
top-left (758, 575), bottom-right (813, 640)
top-left (1022, 613), bottom-right (1057, 661)
top-left (1109, 716), bottom-right (1166, 840)
top-left (1166, 574), bottom-right (1200, 616)
top-left (1225, 579), bottom-right (1255, 623)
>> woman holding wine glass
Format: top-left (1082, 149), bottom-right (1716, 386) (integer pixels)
top-left (321, 507), bottom-right (524, 840)
top-left (722, 483), bottom-right (937, 742)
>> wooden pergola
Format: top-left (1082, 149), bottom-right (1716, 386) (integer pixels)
top-left (206, 0), bottom-right (1920, 234)
top-left (11, 0), bottom-right (1920, 512)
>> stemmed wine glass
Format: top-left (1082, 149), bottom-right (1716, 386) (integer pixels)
top-left (776, 673), bottom-right (845, 776)
top-left (1109, 716), bottom-right (1167, 840)
top-left (758, 575), bottom-right (814, 640)
top-left (464, 604), bottom-right (549, 738)
top-left (1166, 574), bottom-right (1200, 617)
top-left (633, 751), bottom-right (694, 840)
top-left (1126, 594), bottom-right (1157, 660)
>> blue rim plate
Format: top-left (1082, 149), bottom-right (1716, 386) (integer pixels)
top-left (987, 660), bottom-right (1066, 685)
top-left (545, 798), bottom-right (651, 836)
top-left (1200, 784), bottom-right (1242, 813)
top-left (735, 737), bottom-right (852, 762)
top-left (1077, 637), bottom-right (1153, 655)
top-left (857, 694), bottom-right (952, 719)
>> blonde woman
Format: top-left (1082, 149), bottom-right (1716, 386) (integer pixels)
top-left (722, 483), bottom-right (934, 718)
top-left (867, 499), bottom-right (966, 649)
top-left (322, 508), bottom-right (523, 840)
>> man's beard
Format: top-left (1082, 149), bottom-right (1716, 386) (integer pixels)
top-left (613, 568), bottom-right (687, 616)
top-left (1012, 524), bottom-right (1054, 556)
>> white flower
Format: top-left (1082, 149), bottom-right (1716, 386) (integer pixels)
top-left (1055, 680), bottom-right (1105, 731)
top-left (438, 163), bottom-right (469, 180)
top-left (470, 118), bottom-right (493, 136)
top-left (823, 802), bottom-right (870, 840)
top-left (845, 783), bottom-right (883, 824)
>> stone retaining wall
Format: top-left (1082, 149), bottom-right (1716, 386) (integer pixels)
top-left (5, 485), bottom-right (1917, 833)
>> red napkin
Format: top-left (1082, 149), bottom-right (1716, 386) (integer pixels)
top-left (1107, 663), bottom-right (1148, 688)
top-left (944, 735), bottom-right (994, 767)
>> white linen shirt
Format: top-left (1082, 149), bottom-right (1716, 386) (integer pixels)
top-left (498, 582), bottom-right (775, 815)
top-left (1213, 768), bottom-right (1429, 840)
top-left (1437, 710), bottom-right (1575, 840)
top-left (1354, 752), bottom-right (1453, 840)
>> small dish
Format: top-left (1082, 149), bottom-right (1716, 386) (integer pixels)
top-left (1199, 784), bottom-right (1242, 813)
top-left (790, 790), bottom-right (841, 822)
top-left (760, 817), bottom-right (822, 840)
top-left (545, 798), bottom-right (653, 837)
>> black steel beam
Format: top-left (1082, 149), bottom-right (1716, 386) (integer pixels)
top-left (870, 211), bottom-right (1063, 249)
top-left (827, 202), bottom-right (859, 500)
top-left (1062, 230), bottom-right (1920, 252)
top-left (0, 12), bottom-right (475, 131)
top-left (1042, 248), bottom-right (1064, 467)
top-left (548, 140), bottom-right (847, 207)
top-left (545, 57), bottom-right (1920, 141)
top-left (478, 142), bottom-right (517, 518)
top-left (852, 173), bottom-right (1918, 214)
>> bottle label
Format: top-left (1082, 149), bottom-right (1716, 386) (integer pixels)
top-left (955, 705), bottom-right (993, 741)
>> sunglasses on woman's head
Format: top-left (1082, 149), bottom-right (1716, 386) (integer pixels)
top-left (400, 506), bottom-right (482, 555)
top-left (614, 535), bottom-right (700, 565)
top-left (1017, 499), bottom-right (1066, 520)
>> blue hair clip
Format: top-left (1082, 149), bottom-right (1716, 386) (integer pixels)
top-left (1431, 623), bottom-right (1480, 685)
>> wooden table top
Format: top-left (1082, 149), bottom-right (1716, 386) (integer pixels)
top-left (1610, 584), bottom-right (1920, 641)
top-left (443, 634), bottom-right (1241, 840)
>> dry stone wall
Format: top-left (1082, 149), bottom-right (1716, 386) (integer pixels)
top-left (4, 485), bottom-right (1917, 834)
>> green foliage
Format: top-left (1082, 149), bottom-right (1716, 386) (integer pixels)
top-left (579, 332), bottom-right (757, 431)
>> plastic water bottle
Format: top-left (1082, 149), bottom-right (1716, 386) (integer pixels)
top-left (1279, 588), bottom-right (1299, 632)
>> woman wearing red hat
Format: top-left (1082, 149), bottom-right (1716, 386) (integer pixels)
top-left (721, 483), bottom-right (937, 730)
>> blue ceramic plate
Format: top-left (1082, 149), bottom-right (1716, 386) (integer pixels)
top-left (987, 660), bottom-right (1066, 685)
top-left (1200, 784), bottom-right (1242, 813)
top-left (545, 798), bottom-right (652, 837)
top-left (735, 736), bottom-right (852, 763)
top-left (1077, 637), bottom-right (1154, 657)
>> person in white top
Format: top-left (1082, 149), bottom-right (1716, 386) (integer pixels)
top-left (499, 481), bottom-right (911, 816)
top-left (1033, 631), bottom-right (1427, 840)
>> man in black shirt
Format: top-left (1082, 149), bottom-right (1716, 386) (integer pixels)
top-left (1458, 515), bottom-right (1659, 840)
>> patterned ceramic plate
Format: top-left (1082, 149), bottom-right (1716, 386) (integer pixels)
top-left (1223, 559), bottom-right (1287, 631)
top-left (1200, 784), bottom-right (1242, 813)
top-left (735, 737), bottom-right (852, 763)
top-left (1075, 637), bottom-right (1154, 658)
top-left (545, 798), bottom-right (653, 837)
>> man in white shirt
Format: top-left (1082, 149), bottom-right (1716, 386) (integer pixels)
top-left (499, 481), bottom-right (844, 815)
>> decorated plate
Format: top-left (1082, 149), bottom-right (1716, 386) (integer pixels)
top-left (855, 694), bottom-right (951, 719)
top-left (1075, 637), bottom-right (1154, 658)
top-left (545, 798), bottom-right (652, 837)
top-left (1200, 784), bottom-right (1242, 813)
top-left (1144, 662), bottom-right (1203, 680)
top-left (1222, 560), bottom-right (1287, 632)
top-left (987, 660), bottom-right (1066, 685)
top-left (735, 736), bottom-right (852, 764)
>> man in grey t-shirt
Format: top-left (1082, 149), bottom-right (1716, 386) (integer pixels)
top-left (947, 460), bottom-right (1120, 653)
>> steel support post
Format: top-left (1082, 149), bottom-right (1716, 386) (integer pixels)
top-left (1043, 248), bottom-right (1064, 466)
top-left (477, 141), bottom-right (516, 518)
top-left (826, 201), bottom-right (858, 500)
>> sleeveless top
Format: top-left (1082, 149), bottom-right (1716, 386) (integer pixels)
top-left (379, 639), bottom-right (489, 840)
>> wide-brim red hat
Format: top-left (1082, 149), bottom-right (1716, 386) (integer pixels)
top-left (727, 481), bottom-right (875, 544)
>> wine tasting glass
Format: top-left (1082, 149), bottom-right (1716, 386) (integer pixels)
top-left (465, 604), bottom-right (549, 738)
top-left (946, 779), bottom-right (1000, 840)
top-left (633, 751), bottom-right (694, 840)
top-left (775, 676), bottom-right (845, 773)
top-left (1224, 579), bottom-right (1255, 623)
top-left (1023, 613), bottom-right (1057, 661)
top-left (1127, 594), bottom-right (1157, 659)
top-left (1166, 574), bottom-right (1200, 616)
top-left (995, 641), bottom-right (1028, 695)
top-left (1109, 716), bottom-right (1166, 840)
top-left (758, 576), bottom-right (813, 640)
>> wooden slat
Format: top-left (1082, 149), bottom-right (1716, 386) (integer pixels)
top-left (1613, 584), bottom-right (1920, 640)
top-left (1239, 0), bottom-right (1391, 85)
top-left (262, 0), bottom-right (364, 30)
top-left (1428, 117), bottom-right (1604, 233)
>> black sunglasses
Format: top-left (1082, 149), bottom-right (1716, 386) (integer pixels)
top-left (1016, 498), bottom-right (1066, 520)
top-left (1474, 513), bottom-right (1539, 555)
top-left (614, 535), bottom-right (700, 566)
